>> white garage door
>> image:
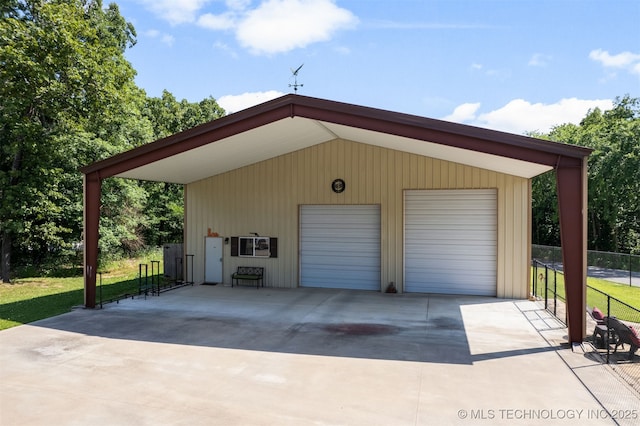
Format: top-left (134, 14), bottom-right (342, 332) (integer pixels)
top-left (300, 205), bottom-right (380, 290)
top-left (404, 189), bottom-right (497, 296)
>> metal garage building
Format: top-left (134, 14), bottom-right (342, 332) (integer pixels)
top-left (81, 94), bottom-right (591, 343)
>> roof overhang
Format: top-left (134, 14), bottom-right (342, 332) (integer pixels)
top-left (81, 94), bottom-right (592, 184)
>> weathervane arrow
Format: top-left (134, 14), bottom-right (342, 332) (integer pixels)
top-left (289, 63), bottom-right (304, 93)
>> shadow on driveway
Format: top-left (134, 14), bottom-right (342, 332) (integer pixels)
top-left (27, 285), bottom-right (560, 365)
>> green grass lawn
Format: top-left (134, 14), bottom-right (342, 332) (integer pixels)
top-left (586, 277), bottom-right (640, 308)
top-left (3, 256), bottom-right (638, 331)
top-left (532, 266), bottom-right (640, 322)
top-left (0, 250), bottom-right (163, 331)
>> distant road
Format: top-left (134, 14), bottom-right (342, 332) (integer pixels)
top-left (542, 263), bottom-right (640, 287)
top-left (585, 266), bottom-right (640, 287)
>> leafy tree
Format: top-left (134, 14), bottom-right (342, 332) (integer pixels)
top-left (142, 90), bottom-right (225, 140)
top-left (531, 166), bottom-right (559, 247)
top-left (532, 96), bottom-right (640, 254)
top-left (0, 0), bottom-right (142, 281)
top-left (0, 1), bottom-right (227, 280)
top-left (139, 91), bottom-right (225, 247)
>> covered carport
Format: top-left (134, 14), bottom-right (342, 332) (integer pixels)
top-left (80, 94), bottom-right (591, 343)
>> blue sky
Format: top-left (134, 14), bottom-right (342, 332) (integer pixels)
top-left (119, 0), bottom-right (640, 134)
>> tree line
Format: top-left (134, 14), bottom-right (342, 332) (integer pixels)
top-left (2, 1), bottom-right (638, 283)
top-left (531, 96), bottom-right (640, 255)
top-left (1, 0), bottom-right (224, 281)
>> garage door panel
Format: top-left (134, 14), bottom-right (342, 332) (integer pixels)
top-left (405, 271), bottom-right (495, 292)
top-left (406, 263), bottom-right (496, 273)
top-left (302, 238), bottom-right (381, 248)
top-left (302, 256), bottom-right (380, 268)
top-left (301, 205), bottom-right (380, 291)
top-left (407, 283), bottom-right (495, 296)
top-left (405, 232), bottom-right (495, 242)
top-left (301, 270), bottom-right (379, 287)
top-left (405, 240), bottom-right (496, 249)
top-left (405, 263), bottom-right (495, 277)
top-left (406, 217), bottom-right (495, 224)
top-left (405, 255), bottom-right (496, 266)
top-left (405, 189), bottom-right (497, 296)
top-left (303, 266), bottom-right (379, 276)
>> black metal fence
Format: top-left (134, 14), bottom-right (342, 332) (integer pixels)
top-left (96, 254), bottom-right (195, 307)
top-left (531, 260), bottom-right (565, 324)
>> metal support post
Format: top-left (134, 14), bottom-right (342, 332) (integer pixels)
top-left (138, 263), bottom-right (149, 297)
top-left (151, 260), bottom-right (160, 294)
top-left (185, 254), bottom-right (194, 285)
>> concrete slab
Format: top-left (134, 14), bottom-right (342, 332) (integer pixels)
top-left (1, 285), bottom-right (638, 425)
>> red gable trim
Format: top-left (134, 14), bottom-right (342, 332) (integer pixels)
top-left (80, 94), bottom-right (592, 179)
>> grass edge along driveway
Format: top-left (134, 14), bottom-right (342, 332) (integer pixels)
top-left (0, 253), bottom-right (161, 331)
top-left (2, 263), bottom-right (639, 331)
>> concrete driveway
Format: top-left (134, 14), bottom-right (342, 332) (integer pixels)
top-left (1, 285), bottom-right (638, 425)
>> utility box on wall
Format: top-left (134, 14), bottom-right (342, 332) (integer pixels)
top-left (163, 243), bottom-right (183, 281)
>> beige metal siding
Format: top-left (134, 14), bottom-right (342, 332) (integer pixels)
top-left (185, 138), bottom-right (530, 297)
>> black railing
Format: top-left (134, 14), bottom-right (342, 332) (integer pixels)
top-left (531, 258), bottom-right (640, 327)
top-left (531, 259), bottom-right (566, 324)
top-left (96, 255), bottom-right (195, 307)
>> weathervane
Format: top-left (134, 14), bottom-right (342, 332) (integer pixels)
top-left (289, 63), bottom-right (304, 93)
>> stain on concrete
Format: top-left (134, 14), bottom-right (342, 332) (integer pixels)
top-left (324, 323), bottom-right (399, 336)
top-left (426, 316), bottom-right (464, 331)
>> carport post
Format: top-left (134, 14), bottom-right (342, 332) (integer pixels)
top-left (83, 172), bottom-right (101, 308)
top-left (556, 157), bottom-right (588, 344)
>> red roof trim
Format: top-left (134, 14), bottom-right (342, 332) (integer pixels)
top-left (80, 94), bottom-right (592, 178)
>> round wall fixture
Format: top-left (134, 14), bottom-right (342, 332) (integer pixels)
top-left (331, 178), bottom-right (346, 193)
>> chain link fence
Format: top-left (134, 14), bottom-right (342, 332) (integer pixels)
top-left (532, 245), bottom-right (640, 287)
top-left (531, 253), bottom-right (640, 398)
top-left (586, 285), bottom-right (640, 397)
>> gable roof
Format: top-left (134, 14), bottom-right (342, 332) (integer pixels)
top-left (80, 94), bottom-right (592, 183)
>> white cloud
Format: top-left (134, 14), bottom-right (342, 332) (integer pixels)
top-left (443, 98), bottom-right (614, 134)
top-left (470, 62), bottom-right (510, 79)
top-left (226, 0), bottom-right (251, 10)
top-left (528, 53), bottom-right (551, 67)
top-left (213, 41), bottom-right (239, 58)
top-left (161, 34), bottom-right (176, 46)
top-left (442, 103), bottom-right (480, 123)
top-left (138, 0), bottom-right (211, 25)
top-left (589, 49), bottom-right (640, 76)
top-left (235, 0), bottom-right (358, 55)
top-left (217, 90), bottom-right (285, 113)
top-left (138, 0), bottom-right (358, 55)
top-left (144, 29), bottom-right (175, 46)
top-left (198, 12), bottom-right (236, 30)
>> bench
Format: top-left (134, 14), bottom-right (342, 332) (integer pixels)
top-left (231, 267), bottom-right (264, 289)
top-left (605, 317), bottom-right (640, 360)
